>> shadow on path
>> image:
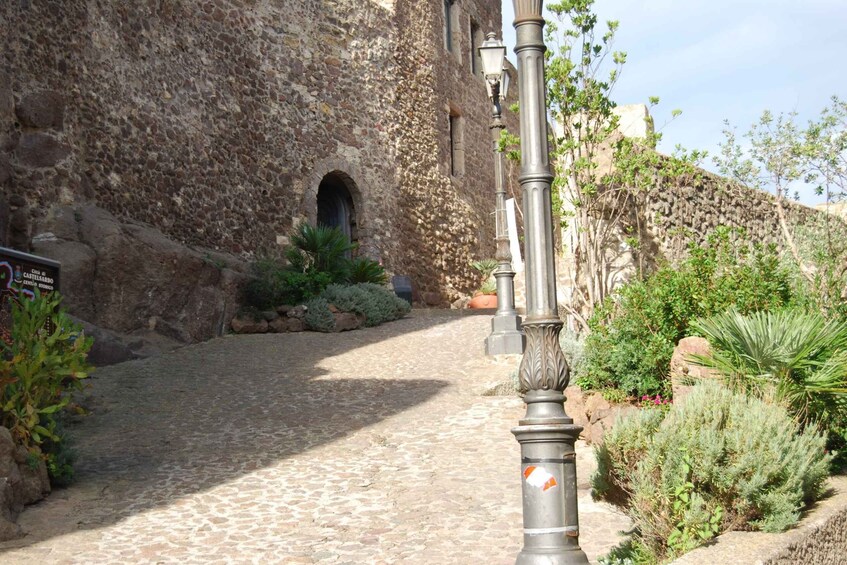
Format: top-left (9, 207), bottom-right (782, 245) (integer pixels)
top-left (1, 310), bottom-right (490, 550)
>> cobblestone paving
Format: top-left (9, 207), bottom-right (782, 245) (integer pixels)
top-left (0, 310), bottom-right (630, 564)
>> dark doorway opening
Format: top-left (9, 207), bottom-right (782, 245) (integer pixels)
top-left (317, 172), bottom-right (357, 254)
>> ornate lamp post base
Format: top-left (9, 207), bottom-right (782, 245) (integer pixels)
top-left (513, 416), bottom-right (588, 565)
top-left (485, 269), bottom-right (525, 355)
top-left (485, 320), bottom-right (525, 355)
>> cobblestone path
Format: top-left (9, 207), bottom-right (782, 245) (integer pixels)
top-left (0, 310), bottom-right (630, 564)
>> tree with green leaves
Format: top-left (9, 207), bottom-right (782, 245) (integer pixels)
top-left (714, 97), bottom-right (847, 316)
top-left (543, 0), bottom-right (705, 330)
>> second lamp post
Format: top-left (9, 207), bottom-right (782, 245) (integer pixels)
top-left (479, 33), bottom-right (525, 356)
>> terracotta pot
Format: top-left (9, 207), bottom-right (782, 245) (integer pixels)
top-left (468, 294), bottom-right (498, 309)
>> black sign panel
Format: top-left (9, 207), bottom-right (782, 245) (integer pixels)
top-left (0, 247), bottom-right (61, 343)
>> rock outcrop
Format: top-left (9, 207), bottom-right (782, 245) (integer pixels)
top-left (30, 204), bottom-right (248, 346)
top-left (0, 427), bottom-right (50, 542)
top-left (670, 336), bottom-right (719, 401)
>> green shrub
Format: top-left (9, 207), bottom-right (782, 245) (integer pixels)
top-left (691, 309), bottom-right (847, 470)
top-left (579, 228), bottom-right (799, 398)
top-left (245, 225), bottom-right (384, 309)
top-left (559, 330), bottom-right (586, 382)
top-left (43, 419), bottom-right (78, 487)
top-left (244, 254), bottom-right (334, 309)
top-left (347, 257), bottom-right (387, 285)
top-left (691, 309), bottom-right (847, 429)
top-left (321, 283), bottom-right (410, 327)
top-left (0, 290), bottom-right (92, 470)
top-left (303, 298), bottom-right (335, 332)
top-left (286, 223), bottom-right (352, 283)
top-left (593, 383), bottom-right (831, 562)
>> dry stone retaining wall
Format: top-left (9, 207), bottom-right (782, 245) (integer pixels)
top-left (643, 163), bottom-right (827, 262)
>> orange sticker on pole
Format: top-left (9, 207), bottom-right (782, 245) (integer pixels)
top-left (523, 465), bottom-right (558, 491)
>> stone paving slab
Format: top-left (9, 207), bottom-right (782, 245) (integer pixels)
top-left (0, 310), bottom-right (630, 564)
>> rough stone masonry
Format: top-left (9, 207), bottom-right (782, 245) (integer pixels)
top-left (0, 0), bottom-right (514, 340)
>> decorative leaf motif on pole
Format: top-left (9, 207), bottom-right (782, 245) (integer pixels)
top-left (519, 322), bottom-right (570, 392)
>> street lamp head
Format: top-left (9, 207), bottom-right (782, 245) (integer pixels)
top-left (478, 32), bottom-right (506, 82)
top-left (513, 0), bottom-right (544, 23)
top-left (500, 67), bottom-right (510, 99)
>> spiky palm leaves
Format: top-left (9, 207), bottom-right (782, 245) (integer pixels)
top-left (286, 224), bottom-right (353, 282)
top-left (690, 310), bottom-right (847, 429)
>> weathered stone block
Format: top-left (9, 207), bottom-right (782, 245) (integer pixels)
top-left (268, 317), bottom-right (288, 333)
top-left (333, 312), bottom-right (360, 332)
top-left (286, 318), bottom-right (305, 332)
top-left (670, 336), bottom-right (719, 401)
top-left (287, 305), bottom-right (307, 319)
top-left (231, 316), bottom-right (268, 334)
top-left (15, 90), bottom-right (65, 129)
top-left (15, 132), bottom-right (70, 168)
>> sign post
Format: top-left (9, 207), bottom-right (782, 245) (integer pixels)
top-left (0, 247), bottom-right (61, 343)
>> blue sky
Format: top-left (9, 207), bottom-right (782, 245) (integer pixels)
top-left (500, 0), bottom-right (846, 205)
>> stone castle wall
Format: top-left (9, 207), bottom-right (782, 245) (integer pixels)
top-left (0, 0), bottom-right (506, 318)
top-left (642, 161), bottom-right (828, 262)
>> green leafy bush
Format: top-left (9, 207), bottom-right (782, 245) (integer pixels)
top-left (347, 257), bottom-right (387, 285)
top-left (286, 223), bottom-right (353, 283)
top-left (321, 283), bottom-right (410, 327)
top-left (43, 419), bottom-right (78, 487)
top-left (303, 297), bottom-right (335, 332)
top-left (0, 290), bottom-right (92, 462)
top-left (579, 228), bottom-right (798, 397)
top-left (245, 225), bottom-right (390, 309)
top-left (691, 309), bottom-right (847, 470)
top-left (244, 254), bottom-right (335, 309)
top-left (593, 383), bottom-right (831, 562)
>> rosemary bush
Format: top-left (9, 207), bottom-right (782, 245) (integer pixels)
top-left (321, 283), bottom-right (410, 327)
top-left (593, 382), bottom-right (831, 562)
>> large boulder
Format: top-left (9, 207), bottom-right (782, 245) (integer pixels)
top-left (230, 316), bottom-right (268, 334)
top-left (67, 315), bottom-right (137, 366)
top-left (564, 386), bottom-right (638, 445)
top-left (670, 336), bottom-right (719, 401)
top-left (15, 90), bottom-right (65, 130)
top-left (0, 427), bottom-right (50, 542)
top-left (31, 204), bottom-right (248, 344)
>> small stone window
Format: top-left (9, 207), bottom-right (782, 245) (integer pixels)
top-left (449, 111), bottom-right (465, 177)
top-left (444, 0), bottom-right (454, 52)
top-left (470, 20), bottom-right (483, 76)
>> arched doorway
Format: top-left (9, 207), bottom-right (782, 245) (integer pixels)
top-left (317, 171), bottom-right (358, 251)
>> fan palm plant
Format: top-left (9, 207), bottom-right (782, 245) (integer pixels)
top-left (689, 309), bottom-right (847, 429)
top-left (286, 224), bottom-right (353, 282)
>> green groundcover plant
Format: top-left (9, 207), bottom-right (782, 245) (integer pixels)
top-left (594, 383), bottom-right (831, 564)
top-left (0, 289), bottom-right (92, 485)
top-left (304, 284), bottom-right (411, 332)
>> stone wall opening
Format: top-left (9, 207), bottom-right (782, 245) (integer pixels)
top-left (317, 171), bottom-right (358, 253)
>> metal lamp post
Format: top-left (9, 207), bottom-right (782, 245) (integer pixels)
top-left (511, 1), bottom-right (589, 564)
top-left (479, 33), bottom-right (525, 356)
